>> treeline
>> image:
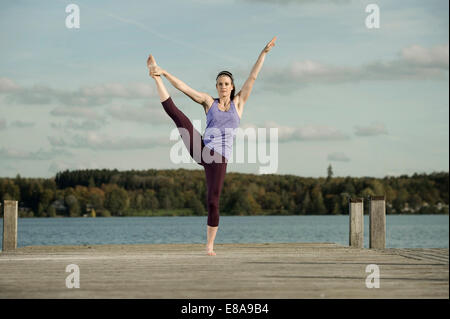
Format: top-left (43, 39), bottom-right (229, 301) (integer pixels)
top-left (0, 169), bottom-right (448, 217)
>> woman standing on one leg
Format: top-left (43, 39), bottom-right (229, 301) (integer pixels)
top-left (147, 37), bottom-right (276, 255)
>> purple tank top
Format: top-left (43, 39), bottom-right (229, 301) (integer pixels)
top-left (203, 98), bottom-right (240, 160)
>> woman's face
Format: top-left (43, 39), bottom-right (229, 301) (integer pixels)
top-left (216, 75), bottom-right (234, 98)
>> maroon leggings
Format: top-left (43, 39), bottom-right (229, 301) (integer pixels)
top-left (162, 97), bottom-right (227, 227)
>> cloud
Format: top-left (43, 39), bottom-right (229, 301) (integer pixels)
top-left (0, 78), bottom-right (21, 92)
top-left (0, 119), bottom-right (35, 129)
top-left (0, 79), bottom-right (159, 107)
top-left (48, 160), bottom-right (100, 174)
top-left (47, 136), bottom-right (67, 147)
top-left (107, 104), bottom-right (170, 125)
top-left (51, 119), bottom-right (106, 131)
top-left (5, 84), bottom-right (54, 105)
top-left (262, 43), bottom-right (449, 91)
top-left (11, 120), bottom-right (36, 128)
top-left (48, 132), bottom-right (172, 150)
top-left (241, 121), bottom-right (350, 142)
top-left (0, 147), bottom-right (72, 161)
top-left (354, 122), bottom-right (388, 136)
top-left (81, 82), bottom-right (157, 99)
top-left (327, 152), bottom-right (351, 162)
top-left (50, 107), bottom-right (103, 120)
top-left (401, 44), bottom-right (449, 69)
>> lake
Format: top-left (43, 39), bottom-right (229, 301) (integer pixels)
top-left (1, 215), bottom-right (448, 249)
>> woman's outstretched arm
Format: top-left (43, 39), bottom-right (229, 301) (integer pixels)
top-left (149, 59), bottom-right (213, 108)
top-left (236, 37), bottom-right (276, 107)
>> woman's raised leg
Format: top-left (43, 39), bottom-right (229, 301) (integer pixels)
top-left (148, 55), bottom-right (170, 102)
top-left (148, 54), bottom-right (203, 165)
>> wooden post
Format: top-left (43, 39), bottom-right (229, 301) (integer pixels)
top-left (349, 198), bottom-right (364, 248)
top-left (369, 196), bottom-right (386, 249)
top-left (2, 200), bottom-right (18, 251)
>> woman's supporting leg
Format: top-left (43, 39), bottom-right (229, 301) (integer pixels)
top-left (204, 161), bottom-right (227, 255)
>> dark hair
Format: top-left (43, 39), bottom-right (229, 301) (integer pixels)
top-left (216, 70), bottom-right (235, 100)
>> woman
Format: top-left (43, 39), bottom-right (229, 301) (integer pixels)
top-left (147, 37), bottom-right (276, 256)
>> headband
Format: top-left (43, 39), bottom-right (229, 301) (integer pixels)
top-left (216, 71), bottom-right (234, 81)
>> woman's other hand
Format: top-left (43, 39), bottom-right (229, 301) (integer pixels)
top-left (263, 36), bottom-right (277, 53)
top-left (150, 65), bottom-right (164, 77)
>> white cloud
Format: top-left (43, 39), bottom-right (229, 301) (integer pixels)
top-left (263, 43), bottom-right (449, 91)
top-left (48, 132), bottom-right (172, 150)
top-left (50, 119), bottom-right (106, 131)
top-left (47, 136), bottom-right (67, 147)
top-left (5, 84), bottom-right (53, 105)
top-left (0, 79), bottom-right (159, 107)
top-left (81, 82), bottom-right (157, 99)
top-left (327, 152), bottom-right (351, 162)
top-left (401, 44), bottom-right (449, 69)
top-left (50, 107), bottom-right (103, 120)
top-left (0, 78), bottom-right (21, 92)
top-left (48, 160), bottom-right (100, 174)
top-left (107, 104), bottom-right (169, 125)
top-left (0, 118), bottom-right (35, 135)
top-left (0, 147), bottom-right (72, 160)
top-left (242, 121), bottom-right (350, 142)
top-left (10, 120), bottom-right (36, 128)
top-left (354, 122), bottom-right (388, 137)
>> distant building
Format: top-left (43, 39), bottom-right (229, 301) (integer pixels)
top-left (50, 199), bottom-right (67, 214)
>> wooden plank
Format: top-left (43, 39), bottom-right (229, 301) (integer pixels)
top-left (0, 243), bottom-right (447, 298)
top-left (349, 198), bottom-right (364, 248)
top-left (2, 200), bottom-right (18, 251)
top-left (370, 196), bottom-right (386, 249)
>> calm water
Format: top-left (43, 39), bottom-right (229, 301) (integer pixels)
top-left (0, 215), bottom-right (448, 249)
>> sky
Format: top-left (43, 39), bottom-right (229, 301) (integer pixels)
top-left (0, 0), bottom-right (448, 179)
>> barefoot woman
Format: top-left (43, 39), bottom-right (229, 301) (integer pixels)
top-left (147, 37), bottom-right (276, 255)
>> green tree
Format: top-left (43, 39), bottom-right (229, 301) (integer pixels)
top-left (88, 176), bottom-right (96, 188)
top-left (65, 194), bottom-right (80, 217)
top-left (263, 192), bottom-right (281, 211)
top-left (104, 187), bottom-right (129, 216)
top-left (327, 164), bottom-right (333, 182)
top-left (300, 191), bottom-right (312, 215)
top-left (1, 179), bottom-right (21, 201)
top-left (311, 185), bottom-right (327, 214)
top-left (189, 196), bottom-right (206, 215)
top-left (47, 205), bottom-right (57, 217)
top-left (332, 200), bottom-right (341, 215)
top-left (144, 189), bottom-right (159, 211)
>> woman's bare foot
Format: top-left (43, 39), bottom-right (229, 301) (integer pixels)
top-left (147, 54), bottom-right (158, 78)
top-left (147, 54), bottom-right (157, 68)
top-left (206, 244), bottom-right (216, 256)
top-left (206, 226), bottom-right (218, 256)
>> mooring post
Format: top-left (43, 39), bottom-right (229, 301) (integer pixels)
top-left (2, 200), bottom-right (18, 251)
top-left (349, 197), bottom-right (364, 248)
top-left (369, 196), bottom-right (386, 249)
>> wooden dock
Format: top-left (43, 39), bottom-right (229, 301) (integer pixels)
top-left (0, 243), bottom-right (448, 298)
